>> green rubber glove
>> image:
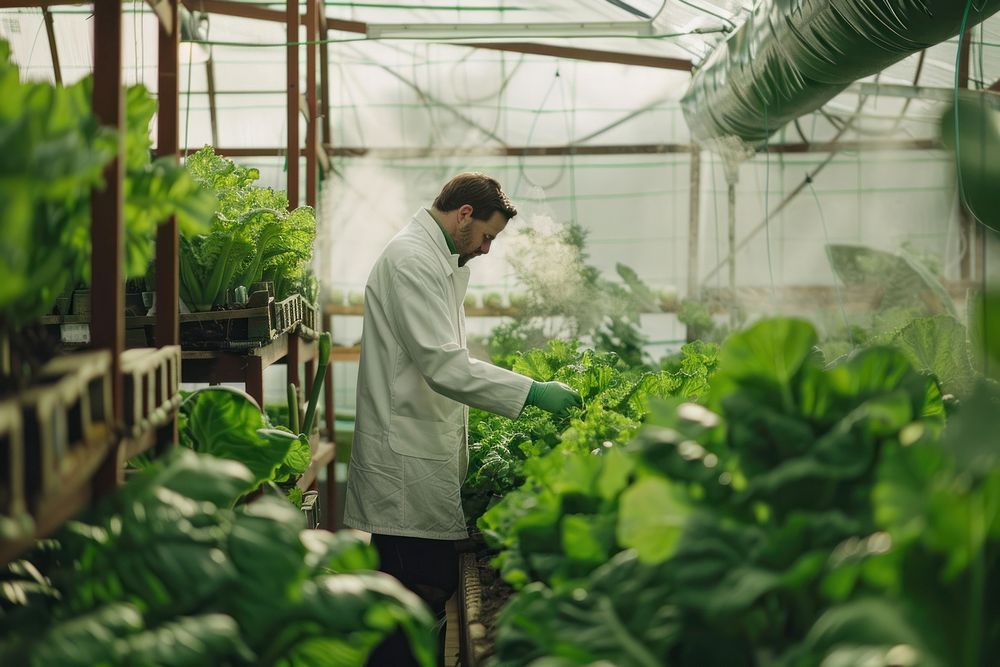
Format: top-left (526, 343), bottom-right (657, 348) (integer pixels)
top-left (526, 380), bottom-right (582, 416)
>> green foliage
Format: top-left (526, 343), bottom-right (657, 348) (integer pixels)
top-left (0, 45), bottom-right (113, 328)
top-left (487, 320), bottom-right (549, 370)
top-left (889, 315), bottom-right (978, 399)
top-left (0, 43), bottom-right (211, 330)
top-left (473, 340), bottom-right (718, 587)
top-left (968, 288), bottom-right (1000, 382)
top-left (0, 450), bottom-right (436, 666)
top-left (178, 387), bottom-right (306, 493)
top-left (181, 147), bottom-right (315, 311)
top-left (466, 340), bottom-right (714, 525)
top-left (488, 318), bottom-right (991, 667)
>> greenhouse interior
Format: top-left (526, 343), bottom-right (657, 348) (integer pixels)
top-left (2, 0), bottom-right (1000, 665)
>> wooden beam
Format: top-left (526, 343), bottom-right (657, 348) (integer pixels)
top-left (454, 41), bottom-right (692, 71)
top-left (287, 0), bottom-right (299, 208)
top-left (318, 0), bottom-right (332, 148)
top-left (180, 0), bottom-right (365, 33)
top-left (306, 0), bottom-right (318, 207)
top-left (146, 0), bottom-right (173, 34)
top-left (324, 143), bottom-right (695, 158)
top-left (0, 0), bottom-right (79, 7)
top-left (181, 138), bottom-right (946, 160)
top-left (181, 147), bottom-right (304, 156)
top-left (42, 7), bottom-right (61, 85)
top-left (766, 138), bottom-right (941, 153)
top-left (156, 0), bottom-right (180, 350)
top-left (91, 0), bottom-right (124, 495)
top-left (181, 0), bottom-right (284, 24)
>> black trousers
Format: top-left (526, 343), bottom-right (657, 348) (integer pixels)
top-left (366, 533), bottom-right (459, 667)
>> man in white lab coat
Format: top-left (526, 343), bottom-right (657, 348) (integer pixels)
top-left (344, 173), bottom-right (580, 666)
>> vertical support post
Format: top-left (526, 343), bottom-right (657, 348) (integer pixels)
top-left (155, 0), bottom-right (180, 448)
top-left (246, 357), bottom-right (265, 408)
top-left (305, 0), bottom-right (318, 208)
top-left (318, 0), bottom-right (331, 148)
top-left (727, 181), bottom-right (737, 327)
top-left (287, 0), bottom-right (300, 209)
top-left (205, 57), bottom-right (220, 146)
top-left (156, 0), bottom-right (180, 350)
top-left (42, 7), bottom-right (62, 85)
top-left (958, 30), bottom-right (974, 282)
top-left (91, 0), bottom-right (125, 494)
top-left (687, 146), bottom-right (701, 299)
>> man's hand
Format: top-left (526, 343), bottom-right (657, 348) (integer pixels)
top-left (526, 380), bottom-right (583, 416)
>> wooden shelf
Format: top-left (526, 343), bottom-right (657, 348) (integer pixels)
top-left (0, 431), bottom-right (113, 565)
top-left (330, 345), bottom-right (361, 362)
top-left (324, 302), bottom-right (681, 318)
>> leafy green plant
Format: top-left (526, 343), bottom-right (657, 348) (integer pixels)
top-left (472, 339), bottom-right (718, 586)
top-left (178, 386), bottom-right (306, 493)
top-left (0, 40), bottom-right (114, 330)
top-left (0, 449), bottom-right (436, 666)
top-left (489, 318), bottom-right (969, 666)
top-left (0, 43), bottom-right (211, 332)
top-left (181, 147), bottom-right (315, 311)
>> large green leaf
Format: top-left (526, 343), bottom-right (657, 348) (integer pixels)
top-left (29, 603), bottom-right (144, 667)
top-left (617, 477), bottom-right (687, 563)
top-left (180, 387), bottom-right (291, 489)
top-left (113, 614), bottom-right (251, 666)
top-left (826, 244), bottom-right (957, 319)
top-left (890, 316), bottom-right (977, 399)
top-left (717, 318), bottom-right (817, 389)
top-left (781, 598), bottom-right (944, 667)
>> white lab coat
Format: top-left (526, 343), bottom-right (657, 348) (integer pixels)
top-left (343, 208), bottom-right (533, 539)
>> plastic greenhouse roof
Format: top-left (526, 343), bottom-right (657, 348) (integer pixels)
top-left (0, 1), bottom-right (998, 151)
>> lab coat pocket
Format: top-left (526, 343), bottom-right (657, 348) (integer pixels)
top-left (388, 414), bottom-right (460, 461)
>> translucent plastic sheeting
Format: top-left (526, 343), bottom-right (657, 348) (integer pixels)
top-left (681, 0), bottom-right (1000, 147)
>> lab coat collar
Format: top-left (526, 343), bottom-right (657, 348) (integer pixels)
top-left (414, 208), bottom-right (461, 276)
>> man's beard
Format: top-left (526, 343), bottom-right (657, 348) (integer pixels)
top-left (456, 224), bottom-right (477, 266)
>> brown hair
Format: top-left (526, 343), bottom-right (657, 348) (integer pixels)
top-left (432, 172), bottom-right (517, 221)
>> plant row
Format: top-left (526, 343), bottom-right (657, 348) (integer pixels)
top-left (467, 307), bottom-right (1000, 667)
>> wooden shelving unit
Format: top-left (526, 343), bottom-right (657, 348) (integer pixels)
top-left (2, 0), bottom-right (335, 561)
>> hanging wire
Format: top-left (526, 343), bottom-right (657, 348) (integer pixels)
top-left (511, 64), bottom-right (564, 196)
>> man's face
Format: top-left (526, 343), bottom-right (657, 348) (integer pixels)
top-left (454, 207), bottom-right (508, 267)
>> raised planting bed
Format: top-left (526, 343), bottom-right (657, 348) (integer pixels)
top-left (120, 346), bottom-right (182, 459)
top-left (0, 399), bottom-right (28, 541)
top-left (459, 550), bottom-right (514, 667)
top-left (25, 351), bottom-right (114, 506)
top-left (180, 288), bottom-right (306, 350)
top-left (298, 295), bottom-right (321, 339)
top-left (0, 351), bottom-right (115, 563)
